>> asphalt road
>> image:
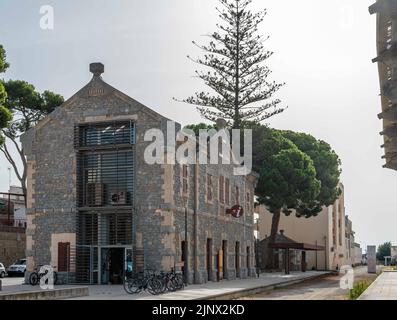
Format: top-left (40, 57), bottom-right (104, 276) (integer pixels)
top-left (241, 266), bottom-right (375, 300)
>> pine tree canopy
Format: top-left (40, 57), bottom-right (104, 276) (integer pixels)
top-left (181, 0), bottom-right (285, 128)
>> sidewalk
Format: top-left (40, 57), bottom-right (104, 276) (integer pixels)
top-left (358, 271), bottom-right (397, 300)
top-left (0, 271), bottom-right (330, 300)
top-left (0, 278), bottom-right (89, 300)
top-left (70, 270), bottom-right (330, 300)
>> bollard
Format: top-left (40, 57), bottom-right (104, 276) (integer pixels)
top-left (0, 279), bottom-right (2, 291)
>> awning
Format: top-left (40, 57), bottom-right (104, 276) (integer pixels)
top-left (269, 242), bottom-right (325, 251)
top-left (266, 230), bottom-right (325, 251)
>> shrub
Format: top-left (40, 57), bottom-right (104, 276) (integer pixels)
top-left (349, 281), bottom-right (371, 300)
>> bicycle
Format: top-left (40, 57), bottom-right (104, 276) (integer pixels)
top-left (123, 269), bottom-right (163, 295)
top-left (29, 265), bottom-right (58, 286)
top-left (159, 269), bottom-right (184, 292)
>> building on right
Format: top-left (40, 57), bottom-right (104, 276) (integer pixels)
top-left (353, 243), bottom-right (363, 267)
top-left (344, 215), bottom-right (356, 266)
top-left (369, 0), bottom-right (397, 170)
top-left (255, 183), bottom-right (355, 271)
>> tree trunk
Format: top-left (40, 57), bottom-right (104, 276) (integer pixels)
top-left (21, 181), bottom-right (27, 207)
top-left (266, 208), bottom-right (281, 269)
top-left (0, 133), bottom-right (28, 207)
top-left (233, 0), bottom-right (241, 129)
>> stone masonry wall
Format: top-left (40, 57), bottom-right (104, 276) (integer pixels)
top-left (0, 231), bottom-right (26, 268)
top-left (21, 70), bottom-right (257, 284)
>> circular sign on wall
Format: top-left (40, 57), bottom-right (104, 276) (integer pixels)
top-left (226, 205), bottom-right (244, 218)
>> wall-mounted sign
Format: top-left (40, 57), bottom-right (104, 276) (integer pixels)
top-left (226, 205), bottom-right (244, 218)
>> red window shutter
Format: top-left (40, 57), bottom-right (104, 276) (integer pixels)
top-left (183, 179), bottom-right (188, 194)
top-left (58, 242), bottom-right (70, 272)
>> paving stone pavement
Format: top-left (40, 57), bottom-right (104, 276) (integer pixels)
top-left (0, 271), bottom-right (331, 300)
top-left (241, 266), bottom-right (372, 300)
top-left (358, 271), bottom-right (397, 300)
top-left (69, 271), bottom-right (329, 300)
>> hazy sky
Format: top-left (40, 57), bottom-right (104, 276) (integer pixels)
top-left (0, 0), bottom-right (394, 247)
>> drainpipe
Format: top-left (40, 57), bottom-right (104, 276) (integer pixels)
top-left (324, 235), bottom-right (327, 271)
top-left (193, 159), bottom-right (199, 284)
top-left (184, 204), bottom-right (188, 286)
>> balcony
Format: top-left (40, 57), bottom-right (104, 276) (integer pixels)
top-left (378, 104), bottom-right (397, 120)
top-left (380, 123), bottom-right (397, 138)
top-left (369, 0), bottom-right (397, 17)
top-left (382, 152), bottom-right (397, 161)
top-left (382, 80), bottom-right (397, 103)
top-left (382, 139), bottom-right (397, 152)
top-left (384, 160), bottom-right (397, 170)
top-left (373, 43), bottom-right (397, 68)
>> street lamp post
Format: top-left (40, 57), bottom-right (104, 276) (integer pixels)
top-left (255, 215), bottom-right (260, 278)
top-left (7, 167), bottom-right (11, 189)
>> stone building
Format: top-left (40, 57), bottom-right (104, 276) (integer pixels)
top-left (21, 63), bottom-right (258, 284)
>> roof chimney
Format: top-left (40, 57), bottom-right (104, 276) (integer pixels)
top-left (90, 62), bottom-right (104, 77)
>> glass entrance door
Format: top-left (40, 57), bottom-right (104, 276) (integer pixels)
top-left (100, 247), bottom-right (125, 284)
top-left (125, 248), bottom-right (133, 278)
top-left (101, 248), bottom-right (110, 284)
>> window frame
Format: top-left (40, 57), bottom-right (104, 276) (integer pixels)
top-left (235, 186), bottom-right (240, 205)
top-left (225, 178), bottom-right (230, 205)
top-left (219, 175), bottom-right (225, 204)
top-left (182, 164), bottom-right (189, 195)
top-left (207, 173), bottom-right (213, 203)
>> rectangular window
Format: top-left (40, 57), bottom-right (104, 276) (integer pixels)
top-left (58, 242), bottom-right (70, 272)
top-left (235, 186), bottom-right (240, 205)
top-left (235, 241), bottom-right (240, 275)
top-left (182, 165), bottom-right (188, 194)
top-left (76, 121), bottom-right (135, 148)
top-left (219, 176), bottom-right (224, 203)
top-left (76, 121), bottom-right (135, 208)
top-left (77, 211), bottom-right (132, 246)
top-left (246, 246), bottom-right (250, 269)
top-left (225, 178), bottom-right (230, 205)
top-left (78, 150), bottom-right (134, 207)
top-left (207, 238), bottom-right (213, 281)
top-left (207, 174), bottom-right (213, 202)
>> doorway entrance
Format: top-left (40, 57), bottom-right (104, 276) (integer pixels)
top-left (222, 240), bottom-right (228, 279)
top-left (206, 238), bottom-right (213, 281)
top-left (100, 247), bottom-right (124, 284)
top-left (235, 241), bottom-right (240, 278)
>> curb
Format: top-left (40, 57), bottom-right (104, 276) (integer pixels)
top-left (0, 286), bottom-right (89, 300)
top-left (357, 271), bottom-right (382, 300)
top-left (194, 272), bottom-right (331, 300)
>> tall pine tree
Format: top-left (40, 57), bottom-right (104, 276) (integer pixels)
top-left (181, 0), bottom-right (285, 128)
